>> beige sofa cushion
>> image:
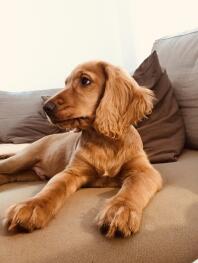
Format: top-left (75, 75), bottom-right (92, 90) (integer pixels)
top-left (0, 145), bottom-right (198, 263)
top-left (152, 30), bottom-right (198, 149)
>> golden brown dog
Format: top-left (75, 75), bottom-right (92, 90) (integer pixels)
top-left (0, 61), bottom-right (162, 238)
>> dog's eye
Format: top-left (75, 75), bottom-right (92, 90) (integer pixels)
top-left (80, 76), bottom-right (91, 86)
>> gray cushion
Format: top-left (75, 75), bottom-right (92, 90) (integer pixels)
top-left (152, 29), bottom-right (198, 149)
top-left (0, 89), bottom-right (61, 143)
top-left (0, 144), bottom-right (198, 263)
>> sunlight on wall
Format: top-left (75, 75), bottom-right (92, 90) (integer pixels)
top-left (0, 0), bottom-right (123, 91)
top-left (0, 0), bottom-right (197, 91)
top-left (130, 0), bottom-right (198, 68)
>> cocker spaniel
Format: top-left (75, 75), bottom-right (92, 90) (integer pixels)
top-left (0, 61), bottom-right (162, 238)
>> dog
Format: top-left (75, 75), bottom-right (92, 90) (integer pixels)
top-left (0, 61), bottom-right (162, 238)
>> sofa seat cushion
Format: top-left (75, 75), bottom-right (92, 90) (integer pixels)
top-left (0, 145), bottom-right (198, 263)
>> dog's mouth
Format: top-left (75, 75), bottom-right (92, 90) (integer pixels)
top-left (54, 116), bottom-right (89, 124)
top-left (46, 115), bottom-right (94, 131)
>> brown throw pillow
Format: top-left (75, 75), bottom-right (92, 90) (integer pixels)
top-left (133, 51), bottom-right (185, 163)
top-left (0, 89), bottom-right (62, 143)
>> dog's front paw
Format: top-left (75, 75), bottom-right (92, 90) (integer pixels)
top-left (97, 199), bottom-right (142, 238)
top-left (4, 199), bottom-right (51, 233)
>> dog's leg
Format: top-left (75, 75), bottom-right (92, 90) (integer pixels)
top-left (0, 170), bottom-right (43, 185)
top-left (97, 157), bottom-right (162, 238)
top-left (0, 150), bottom-right (39, 174)
top-left (4, 158), bottom-right (94, 232)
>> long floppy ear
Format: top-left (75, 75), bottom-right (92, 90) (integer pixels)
top-left (93, 63), bottom-right (154, 139)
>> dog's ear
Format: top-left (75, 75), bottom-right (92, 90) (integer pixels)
top-left (129, 78), bottom-right (154, 125)
top-left (93, 63), bottom-right (154, 139)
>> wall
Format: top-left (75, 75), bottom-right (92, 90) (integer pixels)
top-left (129, 0), bottom-right (198, 68)
top-left (0, 0), bottom-right (197, 91)
top-left (0, 0), bottom-right (124, 91)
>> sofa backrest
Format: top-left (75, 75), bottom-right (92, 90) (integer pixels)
top-left (152, 29), bottom-right (198, 149)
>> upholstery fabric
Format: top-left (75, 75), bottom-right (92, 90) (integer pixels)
top-left (134, 51), bottom-right (185, 163)
top-left (152, 29), bottom-right (198, 149)
top-left (0, 144), bottom-right (197, 263)
top-left (0, 89), bottom-right (61, 143)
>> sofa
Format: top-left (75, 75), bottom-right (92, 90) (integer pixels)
top-left (0, 30), bottom-right (198, 263)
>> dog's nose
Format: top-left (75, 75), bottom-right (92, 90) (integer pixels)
top-left (43, 101), bottom-right (57, 116)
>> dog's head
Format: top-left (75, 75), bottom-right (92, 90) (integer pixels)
top-left (43, 61), bottom-right (154, 138)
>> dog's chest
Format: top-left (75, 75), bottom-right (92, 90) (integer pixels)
top-left (87, 146), bottom-right (125, 178)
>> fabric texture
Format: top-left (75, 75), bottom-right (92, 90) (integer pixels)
top-left (133, 51), bottom-right (185, 163)
top-left (152, 29), bottom-right (198, 149)
top-left (0, 89), bottom-right (62, 143)
top-left (0, 143), bottom-right (198, 263)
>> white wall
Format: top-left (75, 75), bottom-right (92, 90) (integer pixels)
top-left (0, 0), bottom-right (124, 91)
top-left (129, 0), bottom-right (198, 69)
top-left (0, 0), bottom-right (198, 91)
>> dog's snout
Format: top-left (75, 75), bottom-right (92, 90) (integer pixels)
top-left (43, 101), bottom-right (57, 116)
